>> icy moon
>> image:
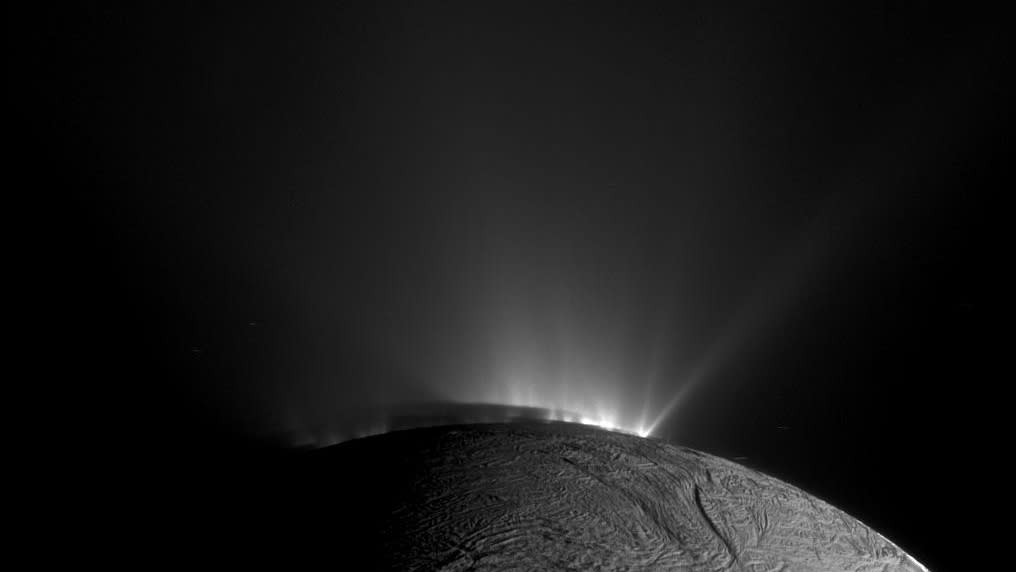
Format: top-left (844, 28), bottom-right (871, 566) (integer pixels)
top-left (306, 422), bottom-right (928, 571)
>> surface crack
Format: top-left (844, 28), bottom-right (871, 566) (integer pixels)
top-left (693, 483), bottom-right (743, 571)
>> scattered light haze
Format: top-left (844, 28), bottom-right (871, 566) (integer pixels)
top-left (38, 4), bottom-right (1002, 570)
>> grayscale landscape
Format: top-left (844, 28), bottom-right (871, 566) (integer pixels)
top-left (318, 422), bottom-right (928, 571)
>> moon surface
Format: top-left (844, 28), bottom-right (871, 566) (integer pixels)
top-left (306, 422), bottom-right (927, 571)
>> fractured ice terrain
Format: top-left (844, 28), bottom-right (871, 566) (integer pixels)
top-left (313, 422), bottom-right (927, 571)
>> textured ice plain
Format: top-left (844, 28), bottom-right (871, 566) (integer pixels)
top-left (315, 422), bottom-right (928, 571)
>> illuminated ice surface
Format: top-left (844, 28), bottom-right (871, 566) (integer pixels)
top-left (314, 422), bottom-right (928, 571)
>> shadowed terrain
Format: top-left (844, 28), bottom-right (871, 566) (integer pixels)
top-left (283, 401), bottom-right (638, 448)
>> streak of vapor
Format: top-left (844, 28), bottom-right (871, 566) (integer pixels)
top-left (644, 195), bottom-right (852, 437)
top-left (644, 44), bottom-right (992, 437)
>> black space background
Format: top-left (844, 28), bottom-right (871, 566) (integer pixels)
top-left (16, 2), bottom-right (1006, 569)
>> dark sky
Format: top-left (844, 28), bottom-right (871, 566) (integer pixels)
top-left (24, 2), bottom-right (1005, 569)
